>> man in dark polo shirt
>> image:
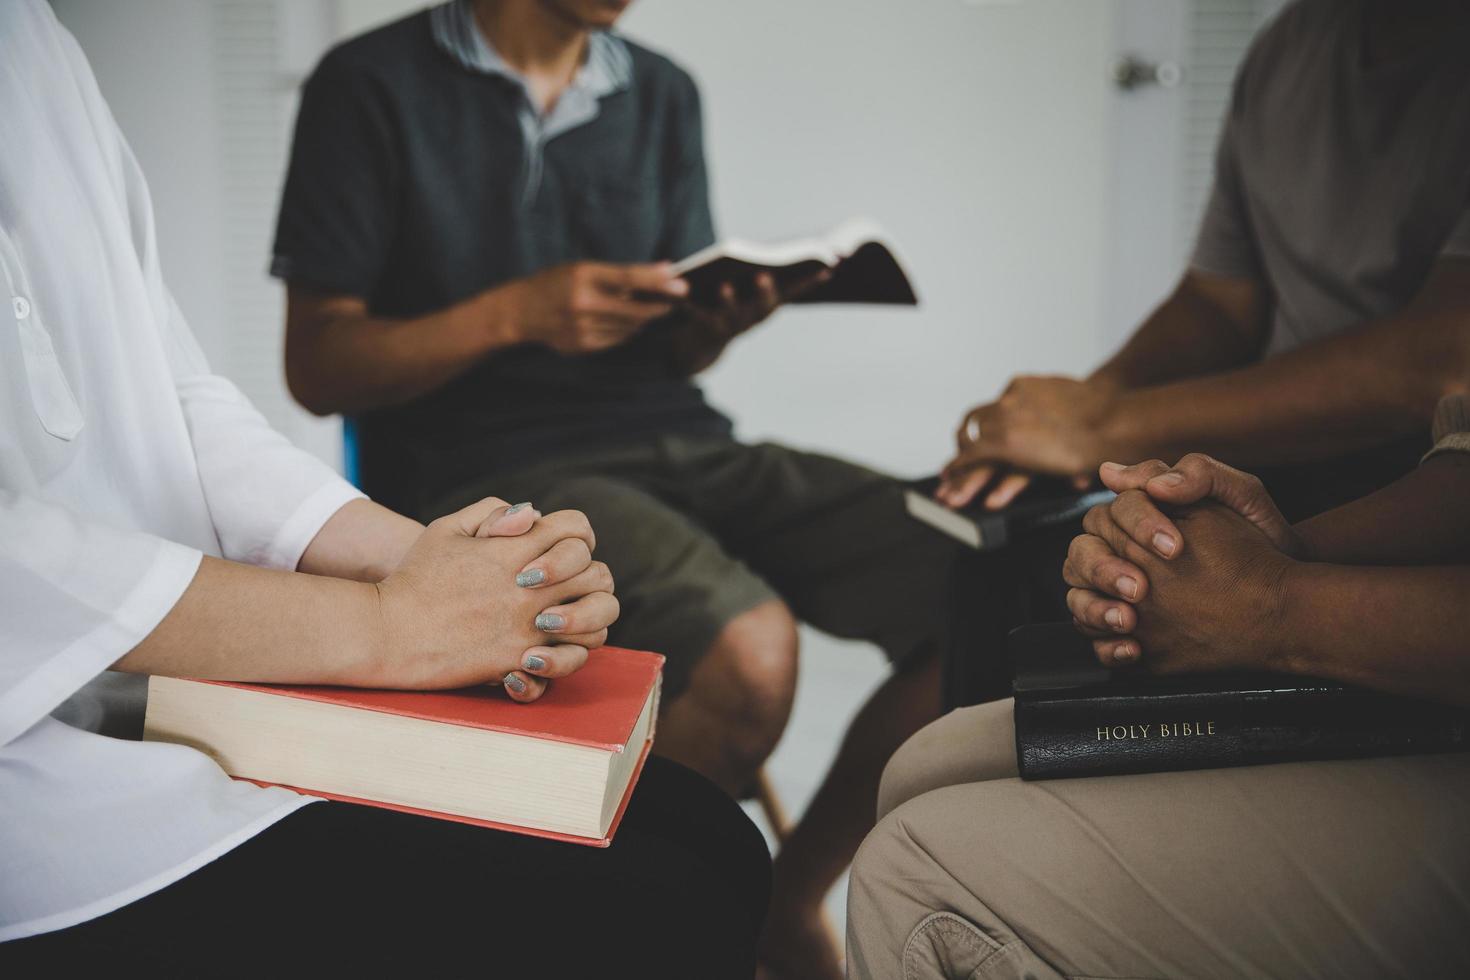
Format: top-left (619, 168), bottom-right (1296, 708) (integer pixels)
top-left (272, 1), bottom-right (954, 975)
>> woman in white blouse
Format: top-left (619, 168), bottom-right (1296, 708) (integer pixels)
top-left (0, 3), bottom-right (768, 976)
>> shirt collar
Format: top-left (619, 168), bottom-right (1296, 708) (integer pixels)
top-left (430, 0), bottom-right (632, 105)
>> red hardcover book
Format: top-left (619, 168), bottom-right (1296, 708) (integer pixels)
top-left (143, 647), bottom-right (664, 847)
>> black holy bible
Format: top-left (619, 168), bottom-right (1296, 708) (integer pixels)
top-left (1010, 623), bottom-right (1470, 780)
top-left (904, 478), bottom-right (1115, 551)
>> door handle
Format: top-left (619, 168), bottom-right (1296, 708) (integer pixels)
top-left (1113, 55), bottom-right (1182, 91)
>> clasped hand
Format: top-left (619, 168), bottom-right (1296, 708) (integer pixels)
top-left (1062, 453), bottom-right (1302, 673)
top-left (372, 497), bottom-right (618, 702)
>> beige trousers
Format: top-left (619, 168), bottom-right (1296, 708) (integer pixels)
top-left (846, 699), bottom-right (1470, 980)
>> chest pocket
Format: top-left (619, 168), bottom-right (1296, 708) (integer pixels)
top-left (1, 227), bottom-right (84, 442)
top-left (568, 174), bottom-right (663, 263)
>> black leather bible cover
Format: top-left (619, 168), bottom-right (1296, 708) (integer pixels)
top-left (1010, 624), bottom-right (1470, 780)
top-left (905, 477), bottom-right (1115, 551)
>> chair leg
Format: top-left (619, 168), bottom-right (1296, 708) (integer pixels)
top-left (750, 767), bottom-right (843, 956)
top-left (752, 767), bottom-right (791, 842)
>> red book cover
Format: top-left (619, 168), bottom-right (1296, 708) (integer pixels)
top-left (205, 647), bottom-right (664, 847)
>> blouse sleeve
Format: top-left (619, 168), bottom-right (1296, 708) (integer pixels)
top-left (159, 290), bottom-right (365, 569)
top-left (111, 99), bottom-right (365, 569)
top-left (0, 491), bottom-right (202, 746)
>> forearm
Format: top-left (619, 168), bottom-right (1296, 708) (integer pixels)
top-left (1104, 308), bottom-right (1468, 467)
top-left (296, 498), bottom-right (423, 582)
top-left (285, 287), bottom-right (520, 415)
top-left (1276, 561), bottom-right (1470, 706)
top-left (1090, 273), bottom-right (1265, 390)
top-left (112, 555), bottom-right (386, 686)
top-left (1293, 452), bottom-right (1470, 565)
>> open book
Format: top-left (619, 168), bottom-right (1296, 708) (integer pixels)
top-left (672, 218), bottom-right (918, 307)
top-left (143, 647), bottom-right (663, 847)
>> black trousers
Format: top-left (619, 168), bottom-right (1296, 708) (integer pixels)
top-left (2, 757), bottom-right (770, 979)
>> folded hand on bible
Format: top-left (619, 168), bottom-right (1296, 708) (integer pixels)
top-left (371, 497), bottom-right (617, 701)
top-left (1062, 453), bottom-right (1298, 674)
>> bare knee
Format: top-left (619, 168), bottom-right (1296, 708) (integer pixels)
top-left (692, 600), bottom-right (799, 769)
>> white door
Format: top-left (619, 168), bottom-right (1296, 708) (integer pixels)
top-left (1103, 0), bottom-right (1286, 348)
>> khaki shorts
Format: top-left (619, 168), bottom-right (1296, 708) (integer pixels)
top-left (848, 700), bottom-right (1470, 979)
top-left (430, 435), bottom-right (959, 697)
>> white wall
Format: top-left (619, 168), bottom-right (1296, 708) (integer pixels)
top-left (623, 0), bottom-right (1116, 476)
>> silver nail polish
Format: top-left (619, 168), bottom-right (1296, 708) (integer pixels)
top-left (525, 654), bottom-right (547, 671)
top-left (535, 612), bottom-right (565, 632)
top-left (506, 501), bottom-right (533, 514)
top-left (503, 673), bottom-right (527, 694)
top-left (516, 568), bottom-right (546, 588)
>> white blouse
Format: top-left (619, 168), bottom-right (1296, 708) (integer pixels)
top-left (0, 0), bottom-right (364, 940)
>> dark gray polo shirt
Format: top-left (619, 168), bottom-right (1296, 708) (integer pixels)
top-left (271, 1), bottom-right (727, 516)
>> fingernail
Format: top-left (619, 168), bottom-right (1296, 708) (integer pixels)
top-left (1100, 461), bottom-right (1123, 473)
top-left (1113, 645), bottom-right (1139, 663)
top-left (1117, 575), bottom-right (1139, 600)
top-left (535, 612), bottom-right (565, 632)
top-left (1153, 472), bottom-right (1184, 487)
top-left (516, 568), bottom-right (546, 588)
top-left (1152, 532), bottom-right (1177, 557)
top-left (1105, 607), bottom-right (1124, 629)
top-left (524, 654), bottom-right (547, 671)
top-left (503, 673), bottom-right (527, 694)
top-left (506, 501), bottom-right (533, 514)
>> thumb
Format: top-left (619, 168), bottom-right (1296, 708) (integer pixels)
top-left (476, 501), bottom-right (539, 538)
top-left (1098, 459), bottom-right (1171, 494)
top-left (604, 262), bottom-right (689, 298)
top-left (435, 497), bottom-right (537, 538)
top-left (1146, 454), bottom-right (1293, 550)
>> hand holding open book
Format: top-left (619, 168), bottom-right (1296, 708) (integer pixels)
top-left (672, 217), bottom-right (918, 308)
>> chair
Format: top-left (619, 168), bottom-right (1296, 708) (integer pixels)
top-left (341, 416), bottom-right (362, 488)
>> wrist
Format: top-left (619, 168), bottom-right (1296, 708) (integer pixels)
top-left (475, 283), bottom-right (527, 349)
top-left (1085, 369), bottom-right (1127, 397)
top-left (1263, 556), bottom-right (1316, 675)
top-left (334, 579), bottom-right (396, 687)
top-left (370, 514), bottom-right (426, 581)
top-left (1288, 520), bottom-right (1324, 563)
